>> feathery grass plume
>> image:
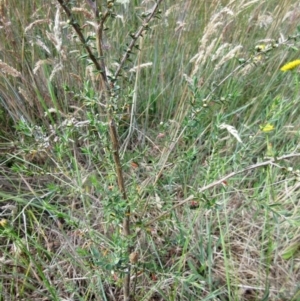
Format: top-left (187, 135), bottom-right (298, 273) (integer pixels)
top-left (129, 62), bottom-right (153, 73)
top-left (69, 73), bottom-right (82, 84)
top-left (86, 64), bottom-right (97, 86)
top-left (53, 6), bottom-right (62, 52)
top-left (219, 123), bottom-right (243, 144)
top-left (45, 7), bottom-right (62, 53)
top-left (214, 44), bottom-right (243, 70)
top-left (49, 61), bottom-right (63, 82)
top-left (165, 4), bottom-right (180, 17)
top-left (280, 60), bottom-right (300, 71)
top-left (25, 19), bottom-right (50, 33)
top-left (256, 14), bottom-right (273, 28)
top-left (0, 60), bottom-right (21, 77)
top-left (18, 87), bottom-right (33, 107)
top-left (71, 7), bottom-right (94, 19)
top-left (34, 39), bottom-right (51, 55)
top-left (33, 59), bottom-right (52, 74)
top-left (240, 0), bottom-right (261, 9)
top-left (211, 43), bottom-right (230, 61)
top-left (190, 7), bottom-right (235, 76)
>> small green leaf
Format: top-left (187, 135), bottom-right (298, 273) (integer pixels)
top-left (282, 242), bottom-right (300, 260)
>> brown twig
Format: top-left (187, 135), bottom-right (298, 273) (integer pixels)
top-left (57, 0), bottom-right (99, 69)
top-left (56, 0), bottom-right (109, 90)
top-left (145, 153), bottom-right (300, 226)
top-left (114, 0), bottom-right (164, 79)
top-left (109, 118), bottom-right (131, 301)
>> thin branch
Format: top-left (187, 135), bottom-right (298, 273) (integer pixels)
top-left (114, 0), bottom-right (164, 78)
top-left (146, 153), bottom-right (300, 226)
top-left (109, 118), bottom-right (131, 301)
top-left (57, 0), bottom-right (108, 88)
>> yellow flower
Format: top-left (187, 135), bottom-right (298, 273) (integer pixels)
top-left (260, 123), bottom-right (274, 133)
top-left (0, 219), bottom-right (8, 227)
top-left (255, 44), bottom-right (266, 52)
top-left (280, 60), bottom-right (300, 71)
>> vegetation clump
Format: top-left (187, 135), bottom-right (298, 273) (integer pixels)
top-left (0, 1), bottom-right (300, 300)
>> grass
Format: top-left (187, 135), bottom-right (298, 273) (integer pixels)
top-left (1, 0), bottom-right (300, 300)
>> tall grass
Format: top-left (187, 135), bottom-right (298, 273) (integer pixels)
top-left (1, 0), bottom-right (300, 300)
